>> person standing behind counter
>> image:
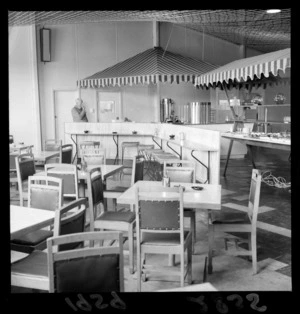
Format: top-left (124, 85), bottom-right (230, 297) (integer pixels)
top-left (71, 98), bottom-right (88, 122)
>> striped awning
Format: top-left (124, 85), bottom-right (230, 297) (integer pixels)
top-left (194, 48), bottom-right (290, 89)
top-left (78, 47), bottom-right (218, 88)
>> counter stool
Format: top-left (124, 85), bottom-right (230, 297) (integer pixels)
top-left (143, 149), bottom-right (166, 181)
top-left (121, 142), bottom-right (139, 179)
top-left (138, 144), bottom-right (154, 176)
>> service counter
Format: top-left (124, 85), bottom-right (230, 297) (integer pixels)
top-left (64, 122), bottom-right (221, 184)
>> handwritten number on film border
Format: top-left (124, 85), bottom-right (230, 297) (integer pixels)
top-left (65, 292), bottom-right (126, 311)
top-left (187, 293), bottom-right (267, 312)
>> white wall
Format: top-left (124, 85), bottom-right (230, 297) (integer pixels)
top-left (37, 22), bottom-right (154, 141)
top-left (9, 25), bottom-right (40, 148)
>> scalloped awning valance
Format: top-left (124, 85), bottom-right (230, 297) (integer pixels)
top-left (194, 48), bottom-right (290, 90)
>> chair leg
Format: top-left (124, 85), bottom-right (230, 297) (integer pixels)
top-left (208, 225), bottom-right (214, 274)
top-left (187, 243), bottom-right (192, 284)
top-left (128, 224), bottom-right (134, 274)
top-left (180, 251), bottom-right (185, 287)
top-left (248, 233), bottom-right (252, 261)
top-left (137, 247), bottom-right (141, 292)
top-left (191, 212), bottom-right (196, 254)
top-left (168, 254), bottom-right (175, 266)
top-left (112, 198), bottom-right (117, 211)
top-left (251, 233), bottom-right (257, 274)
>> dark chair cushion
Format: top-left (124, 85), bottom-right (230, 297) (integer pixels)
top-left (141, 230), bottom-right (190, 245)
top-left (11, 230), bottom-right (53, 245)
top-left (140, 200), bottom-right (180, 230)
top-left (211, 211), bottom-right (250, 224)
top-left (54, 254), bottom-right (120, 292)
top-left (11, 251), bottom-right (48, 277)
top-left (62, 149), bottom-right (72, 164)
top-left (59, 210), bottom-right (86, 251)
top-left (97, 211), bottom-right (135, 223)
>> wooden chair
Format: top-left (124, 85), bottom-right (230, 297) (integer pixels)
top-left (208, 169), bottom-right (262, 275)
top-left (134, 185), bottom-right (192, 291)
top-left (104, 155), bottom-right (145, 211)
top-left (10, 146), bottom-right (33, 188)
top-left (44, 139), bottom-right (62, 151)
top-left (60, 144), bottom-right (73, 164)
top-left (163, 159), bottom-right (197, 253)
top-left (86, 167), bottom-right (136, 274)
top-left (44, 139), bottom-right (62, 164)
top-left (45, 163), bottom-right (79, 202)
top-left (15, 153), bottom-right (36, 206)
top-left (81, 146), bottom-right (106, 166)
top-left (10, 176), bottom-right (63, 254)
top-left (120, 142), bottom-right (139, 179)
top-left (11, 198), bottom-right (87, 291)
top-left (47, 231), bottom-right (124, 292)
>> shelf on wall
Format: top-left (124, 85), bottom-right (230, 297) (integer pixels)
top-left (231, 104), bottom-right (290, 108)
top-left (256, 121), bottom-right (291, 125)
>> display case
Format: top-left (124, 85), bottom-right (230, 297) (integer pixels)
top-left (231, 104), bottom-right (290, 133)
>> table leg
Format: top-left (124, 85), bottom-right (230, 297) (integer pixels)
top-left (223, 139), bottom-right (234, 177)
top-left (246, 145), bottom-right (256, 169)
top-left (208, 210), bottom-right (213, 274)
top-left (113, 135), bottom-right (119, 165)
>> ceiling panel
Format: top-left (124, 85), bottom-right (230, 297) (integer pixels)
top-left (8, 10), bottom-right (290, 53)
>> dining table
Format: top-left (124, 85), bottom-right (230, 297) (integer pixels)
top-left (35, 164), bottom-right (124, 197)
top-left (10, 205), bottom-right (55, 240)
top-left (9, 144), bottom-right (34, 154)
top-left (117, 180), bottom-right (221, 210)
top-left (31, 150), bottom-right (60, 163)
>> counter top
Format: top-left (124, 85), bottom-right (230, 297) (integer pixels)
top-left (153, 136), bottom-right (219, 152)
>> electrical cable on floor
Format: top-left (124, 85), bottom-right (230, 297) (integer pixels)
top-left (261, 170), bottom-right (291, 189)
